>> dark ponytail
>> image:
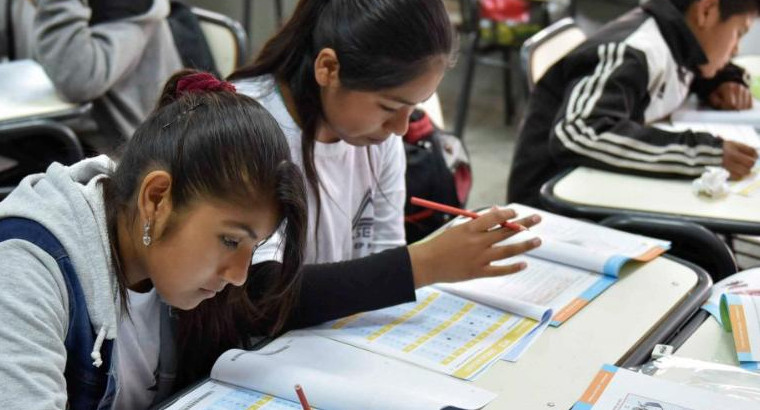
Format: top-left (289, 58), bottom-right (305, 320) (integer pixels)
top-left (102, 69), bottom-right (307, 388)
top-left (229, 0), bottom-right (454, 238)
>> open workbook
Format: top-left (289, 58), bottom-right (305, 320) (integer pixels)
top-left (161, 331), bottom-right (497, 410)
top-left (437, 204), bottom-right (671, 326)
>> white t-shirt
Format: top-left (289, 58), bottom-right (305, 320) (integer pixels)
top-left (236, 75), bottom-right (407, 264)
top-left (112, 289), bottom-right (161, 409)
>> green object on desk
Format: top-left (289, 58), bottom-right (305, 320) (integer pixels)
top-left (750, 75), bottom-right (760, 101)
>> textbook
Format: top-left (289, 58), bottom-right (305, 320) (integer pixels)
top-left (311, 286), bottom-right (552, 379)
top-left (161, 331), bottom-right (497, 410)
top-left (702, 267), bottom-right (760, 324)
top-left (721, 293), bottom-right (760, 371)
top-left (437, 204), bottom-right (670, 326)
top-left (572, 364), bottom-right (758, 409)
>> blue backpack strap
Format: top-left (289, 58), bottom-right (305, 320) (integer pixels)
top-left (0, 217), bottom-right (114, 409)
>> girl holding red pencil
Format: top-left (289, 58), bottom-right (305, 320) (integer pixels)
top-left (176, 0), bottom-right (541, 387)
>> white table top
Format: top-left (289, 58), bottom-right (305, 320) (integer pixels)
top-left (548, 167), bottom-right (760, 231)
top-left (674, 316), bottom-right (738, 366)
top-left (0, 60), bottom-right (86, 123)
top-left (475, 256), bottom-right (700, 409)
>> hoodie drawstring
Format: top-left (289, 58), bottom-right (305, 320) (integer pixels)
top-left (91, 326), bottom-right (107, 368)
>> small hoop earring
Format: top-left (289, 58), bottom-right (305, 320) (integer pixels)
top-left (142, 219), bottom-right (152, 247)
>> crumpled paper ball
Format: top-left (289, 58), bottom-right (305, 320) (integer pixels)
top-left (692, 167), bottom-right (730, 198)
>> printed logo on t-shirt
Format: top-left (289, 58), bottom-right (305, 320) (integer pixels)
top-left (352, 189), bottom-right (374, 255)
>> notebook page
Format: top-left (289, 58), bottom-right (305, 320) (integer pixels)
top-left (507, 204), bottom-right (670, 275)
top-left (438, 255), bottom-right (615, 326)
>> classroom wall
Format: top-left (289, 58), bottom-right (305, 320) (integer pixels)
top-left (741, 23), bottom-right (760, 56)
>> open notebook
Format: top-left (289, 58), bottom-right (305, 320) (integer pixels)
top-left (160, 331), bottom-right (496, 410)
top-left (437, 204), bottom-right (670, 326)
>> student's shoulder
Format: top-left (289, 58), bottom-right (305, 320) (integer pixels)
top-left (234, 74), bottom-right (277, 101)
top-left (0, 240), bottom-right (68, 307)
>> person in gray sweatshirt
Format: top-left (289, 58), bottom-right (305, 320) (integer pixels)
top-left (0, 70), bottom-right (309, 409)
top-left (1, 0), bottom-right (183, 148)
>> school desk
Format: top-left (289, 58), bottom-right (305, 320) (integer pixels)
top-left (0, 60), bottom-right (90, 124)
top-left (475, 255), bottom-right (710, 409)
top-left (541, 167), bottom-right (760, 235)
top-left (670, 311), bottom-right (738, 366)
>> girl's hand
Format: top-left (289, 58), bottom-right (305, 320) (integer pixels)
top-left (408, 207), bottom-right (542, 288)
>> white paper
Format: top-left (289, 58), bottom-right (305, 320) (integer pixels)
top-left (209, 331), bottom-right (497, 410)
top-left (670, 95), bottom-right (760, 126)
top-left (574, 366), bottom-right (758, 410)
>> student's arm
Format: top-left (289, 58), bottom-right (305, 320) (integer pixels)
top-left (0, 242), bottom-right (69, 409)
top-left (248, 247), bottom-right (415, 330)
top-left (370, 137), bottom-right (407, 252)
top-left (32, 0), bottom-right (165, 102)
top-left (549, 43), bottom-right (723, 178)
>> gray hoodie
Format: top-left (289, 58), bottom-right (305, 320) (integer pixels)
top-left (1, 0), bottom-right (182, 140)
top-left (0, 156), bottom-right (120, 409)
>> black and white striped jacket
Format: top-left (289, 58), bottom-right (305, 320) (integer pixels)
top-left (508, 0), bottom-right (747, 207)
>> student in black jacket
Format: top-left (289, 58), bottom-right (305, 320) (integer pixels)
top-left (509, 0), bottom-right (760, 207)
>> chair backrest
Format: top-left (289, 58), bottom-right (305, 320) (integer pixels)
top-left (520, 17), bottom-right (586, 92)
top-left (191, 7), bottom-right (247, 78)
top-left (599, 215), bottom-right (739, 282)
top-left (0, 120), bottom-right (84, 200)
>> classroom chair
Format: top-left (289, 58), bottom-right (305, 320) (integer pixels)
top-left (600, 215), bottom-right (739, 282)
top-left (191, 7), bottom-right (248, 79)
top-left (0, 120), bottom-right (84, 200)
top-left (453, 0), bottom-right (550, 138)
top-left (519, 17), bottom-right (585, 93)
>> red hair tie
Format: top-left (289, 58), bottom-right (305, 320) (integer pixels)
top-left (176, 72), bottom-right (236, 97)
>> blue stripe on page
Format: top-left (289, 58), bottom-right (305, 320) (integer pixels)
top-left (571, 403), bottom-right (593, 410)
top-left (702, 304), bottom-right (723, 325)
top-left (738, 352), bottom-right (755, 362)
top-left (740, 361), bottom-right (760, 370)
top-left (580, 276), bottom-right (617, 301)
top-left (602, 255), bottom-right (630, 276)
top-left (725, 293), bottom-right (743, 305)
top-left (601, 364), bottom-right (618, 373)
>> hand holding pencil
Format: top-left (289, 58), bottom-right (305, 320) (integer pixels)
top-left (407, 199), bottom-right (542, 288)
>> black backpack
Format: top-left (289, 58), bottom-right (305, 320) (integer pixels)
top-left (403, 109), bottom-right (472, 243)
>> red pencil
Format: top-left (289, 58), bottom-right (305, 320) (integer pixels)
top-left (410, 197), bottom-right (526, 232)
top-left (294, 384), bottom-right (311, 410)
